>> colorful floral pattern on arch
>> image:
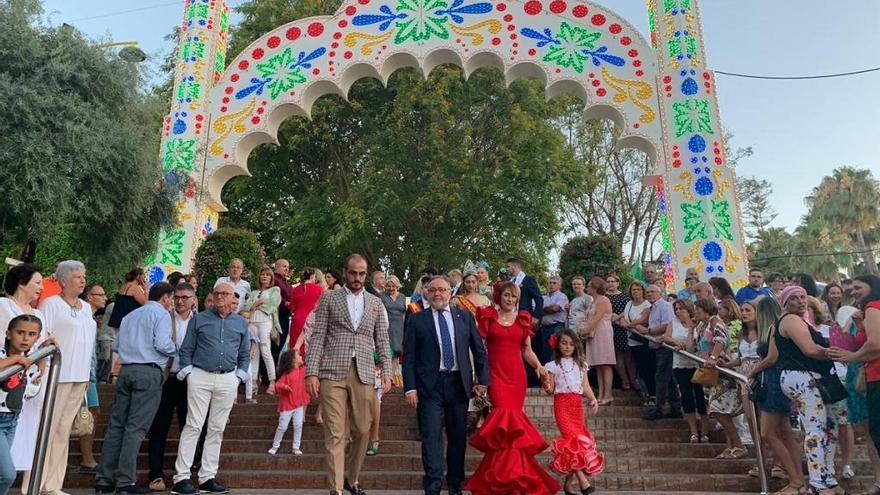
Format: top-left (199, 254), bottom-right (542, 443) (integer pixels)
top-left (648, 0), bottom-right (748, 288)
top-left (148, 0), bottom-right (750, 292)
top-left (204, 0), bottom-right (661, 177)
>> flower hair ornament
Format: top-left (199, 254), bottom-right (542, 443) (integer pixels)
top-left (548, 333), bottom-right (559, 350)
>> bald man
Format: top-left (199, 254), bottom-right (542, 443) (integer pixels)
top-left (170, 282), bottom-right (250, 495)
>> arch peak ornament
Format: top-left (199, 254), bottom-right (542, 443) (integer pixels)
top-left (148, 0), bottom-right (750, 294)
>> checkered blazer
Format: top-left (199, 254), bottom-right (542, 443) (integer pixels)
top-left (305, 287), bottom-right (391, 385)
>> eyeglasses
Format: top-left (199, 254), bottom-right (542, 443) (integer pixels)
top-left (426, 287), bottom-right (450, 293)
top-left (213, 291), bottom-right (233, 297)
top-left (174, 295), bottom-right (193, 300)
top-left (89, 292), bottom-right (107, 298)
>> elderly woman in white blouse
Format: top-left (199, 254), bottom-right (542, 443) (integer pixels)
top-left (26, 260), bottom-right (97, 494)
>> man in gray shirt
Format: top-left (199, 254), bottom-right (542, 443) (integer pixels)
top-left (170, 282), bottom-right (250, 495)
top-left (639, 285), bottom-right (682, 421)
top-left (96, 282), bottom-right (177, 494)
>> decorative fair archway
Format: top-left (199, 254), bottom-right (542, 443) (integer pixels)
top-left (149, 0), bottom-right (749, 291)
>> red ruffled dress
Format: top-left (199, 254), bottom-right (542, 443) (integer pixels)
top-left (464, 307), bottom-right (561, 495)
top-left (544, 358), bottom-right (604, 476)
top-left (275, 366), bottom-right (309, 413)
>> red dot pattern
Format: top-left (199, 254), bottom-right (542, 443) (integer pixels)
top-left (524, 0), bottom-right (542, 15)
top-left (286, 27), bottom-right (301, 40)
top-left (572, 4), bottom-right (588, 17)
top-left (549, 0), bottom-right (566, 13)
top-left (267, 36), bottom-right (280, 48)
top-left (308, 22), bottom-right (324, 37)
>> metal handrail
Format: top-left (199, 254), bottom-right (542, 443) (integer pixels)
top-left (625, 327), bottom-right (768, 495)
top-left (0, 345), bottom-right (61, 495)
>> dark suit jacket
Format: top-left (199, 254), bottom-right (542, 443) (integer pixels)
top-left (518, 274), bottom-right (544, 319)
top-left (402, 306), bottom-right (490, 401)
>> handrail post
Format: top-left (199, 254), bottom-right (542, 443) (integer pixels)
top-left (27, 349), bottom-right (61, 495)
top-left (624, 327), bottom-right (768, 494)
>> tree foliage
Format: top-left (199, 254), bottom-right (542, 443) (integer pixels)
top-left (222, 0), bottom-right (587, 286)
top-left (806, 166), bottom-right (880, 275)
top-left (0, 0), bottom-right (173, 284)
top-left (192, 228), bottom-right (266, 301)
top-left (557, 115), bottom-right (657, 265)
top-left (737, 176), bottom-right (777, 240)
top-left (557, 235), bottom-right (631, 291)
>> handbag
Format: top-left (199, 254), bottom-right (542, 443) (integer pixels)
top-left (815, 372), bottom-right (848, 404)
top-left (467, 395), bottom-right (492, 433)
top-left (70, 394), bottom-right (94, 438)
top-left (829, 322), bottom-right (856, 351)
top-left (691, 366), bottom-right (719, 387)
top-left (748, 371), bottom-right (767, 403)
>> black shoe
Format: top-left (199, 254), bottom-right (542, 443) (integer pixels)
top-left (344, 480), bottom-right (366, 495)
top-left (116, 484), bottom-right (152, 494)
top-left (95, 484), bottom-right (114, 494)
top-left (448, 490), bottom-right (462, 495)
top-left (582, 487), bottom-right (596, 495)
top-left (170, 479), bottom-right (198, 495)
top-left (642, 408), bottom-right (664, 421)
top-left (664, 409), bottom-right (684, 419)
top-left (198, 479), bottom-right (229, 494)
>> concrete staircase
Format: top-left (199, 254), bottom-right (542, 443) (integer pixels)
top-left (60, 385), bottom-right (875, 493)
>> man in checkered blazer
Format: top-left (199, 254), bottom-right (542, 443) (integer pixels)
top-left (306, 254), bottom-right (392, 495)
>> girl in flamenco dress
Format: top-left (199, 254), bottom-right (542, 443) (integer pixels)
top-left (464, 282), bottom-right (561, 495)
top-left (544, 330), bottom-right (604, 495)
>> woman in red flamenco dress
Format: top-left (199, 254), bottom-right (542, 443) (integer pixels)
top-left (464, 281), bottom-right (561, 495)
top-left (544, 329), bottom-right (604, 495)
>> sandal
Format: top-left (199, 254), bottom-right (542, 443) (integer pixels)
top-left (700, 434), bottom-right (710, 443)
top-left (690, 434), bottom-right (699, 443)
top-left (715, 448), bottom-right (733, 459)
top-left (728, 446), bottom-right (748, 458)
top-left (771, 465), bottom-right (788, 479)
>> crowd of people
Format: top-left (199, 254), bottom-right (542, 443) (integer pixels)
top-left (0, 255), bottom-right (879, 495)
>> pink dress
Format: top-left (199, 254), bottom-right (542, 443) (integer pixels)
top-left (583, 298), bottom-right (616, 366)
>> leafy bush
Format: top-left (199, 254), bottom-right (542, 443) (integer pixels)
top-left (192, 228), bottom-right (266, 301)
top-left (558, 235), bottom-right (632, 293)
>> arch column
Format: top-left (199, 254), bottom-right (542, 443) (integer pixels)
top-left (647, 0), bottom-right (749, 288)
top-left (147, 0), bottom-right (229, 282)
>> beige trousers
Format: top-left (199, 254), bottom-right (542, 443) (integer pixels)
top-left (319, 362), bottom-right (375, 491)
top-left (21, 381), bottom-right (88, 493)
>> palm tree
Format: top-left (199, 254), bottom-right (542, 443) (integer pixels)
top-left (806, 167), bottom-right (880, 275)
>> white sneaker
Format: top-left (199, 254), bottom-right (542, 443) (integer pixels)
top-left (292, 448), bottom-right (303, 456)
top-left (842, 464), bottom-right (855, 480)
top-left (41, 491), bottom-right (71, 495)
top-left (268, 447), bottom-right (278, 455)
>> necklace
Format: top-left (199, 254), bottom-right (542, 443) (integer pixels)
top-left (498, 310), bottom-right (517, 326)
top-left (62, 295), bottom-right (81, 318)
top-left (558, 358), bottom-right (581, 391)
top-left (10, 294), bottom-right (34, 315)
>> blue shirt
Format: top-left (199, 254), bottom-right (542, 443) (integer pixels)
top-left (648, 298), bottom-right (675, 335)
top-left (735, 285), bottom-right (773, 305)
top-left (676, 289), bottom-right (697, 302)
top-left (177, 308), bottom-right (250, 383)
top-left (114, 301), bottom-right (177, 368)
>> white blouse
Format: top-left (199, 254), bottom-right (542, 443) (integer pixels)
top-left (624, 300), bottom-right (652, 347)
top-left (38, 296), bottom-right (96, 383)
top-left (545, 357), bottom-right (587, 394)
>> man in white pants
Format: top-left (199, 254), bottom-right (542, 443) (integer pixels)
top-left (170, 283), bottom-right (250, 495)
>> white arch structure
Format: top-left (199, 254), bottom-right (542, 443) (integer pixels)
top-left (148, 0), bottom-right (749, 290)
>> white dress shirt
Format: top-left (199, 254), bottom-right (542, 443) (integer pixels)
top-left (345, 286), bottom-right (365, 329)
top-left (170, 310), bottom-right (193, 372)
top-left (432, 307), bottom-right (457, 371)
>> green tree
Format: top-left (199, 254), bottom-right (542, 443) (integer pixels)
top-left (557, 235), bottom-right (631, 292)
top-left (806, 166), bottom-right (880, 275)
top-left (0, 0), bottom-right (173, 283)
top-left (791, 216), bottom-right (854, 281)
top-left (737, 176), bottom-right (778, 240)
top-left (192, 228), bottom-right (267, 301)
top-left (747, 227), bottom-right (796, 276)
top-left (222, 0), bottom-right (586, 286)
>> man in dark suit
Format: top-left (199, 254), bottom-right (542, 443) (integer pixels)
top-left (506, 257), bottom-right (544, 386)
top-left (403, 276), bottom-right (490, 495)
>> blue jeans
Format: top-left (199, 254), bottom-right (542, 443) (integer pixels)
top-left (0, 412), bottom-right (19, 495)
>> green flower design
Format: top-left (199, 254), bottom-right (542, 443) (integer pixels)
top-left (163, 138), bottom-right (198, 172)
top-left (158, 228), bottom-right (186, 266)
top-left (257, 48), bottom-right (307, 100)
top-left (672, 99), bottom-right (714, 138)
top-left (543, 22), bottom-right (601, 74)
top-left (394, 0), bottom-right (450, 44)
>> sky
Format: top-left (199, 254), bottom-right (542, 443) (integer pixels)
top-left (40, 0), bottom-right (880, 234)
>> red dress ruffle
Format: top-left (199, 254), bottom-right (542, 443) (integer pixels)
top-left (548, 393), bottom-right (604, 475)
top-left (464, 307), bottom-right (561, 495)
